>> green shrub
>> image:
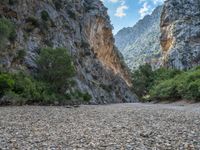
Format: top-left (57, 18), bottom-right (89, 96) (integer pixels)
top-left (185, 79), bottom-right (200, 100)
top-left (36, 47), bottom-right (75, 92)
top-left (0, 18), bottom-right (15, 49)
top-left (69, 90), bottom-right (92, 103)
top-left (0, 73), bottom-right (14, 97)
top-left (150, 79), bottom-right (180, 101)
top-left (82, 92), bottom-right (92, 102)
top-left (0, 72), bottom-right (71, 105)
top-left (131, 64), bottom-right (153, 98)
top-left (41, 10), bottom-right (50, 21)
top-left (175, 70), bottom-right (200, 101)
top-left (152, 68), bottom-right (181, 84)
top-left (0, 46), bottom-right (92, 105)
top-left (132, 63), bottom-right (200, 102)
top-left (149, 67), bottom-right (200, 101)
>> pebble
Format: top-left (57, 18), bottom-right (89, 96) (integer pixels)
top-left (0, 103), bottom-right (200, 149)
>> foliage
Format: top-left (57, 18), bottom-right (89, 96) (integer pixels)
top-left (69, 91), bottom-right (92, 102)
top-left (132, 64), bottom-right (200, 102)
top-left (152, 67), bottom-right (182, 84)
top-left (0, 18), bottom-right (15, 49)
top-left (131, 64), bottom-right (153, 98)
top-left (0, 45), bottom-right (93, 105)
top-left (0, 72), bottom-right (83, 105)
top-left (36, 47), bottom-right (75, 92)
top-left (82, 92), bottom-right (92, 102)
top-left (150, 68), bottom-right (200, 101)
top-left (0, 73), bottom-right (14, 97)
top-left (175, 69), bottom-right (200, 101)
top-left (41, 10), bottom-right (50, 21)
top-left (150, 79), bottom-right (180, 101)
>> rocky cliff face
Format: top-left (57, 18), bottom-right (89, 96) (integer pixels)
top-left (0, 0), bottom-right (137, 104)
top-left (115, 6), bottom-right (163, 70)
top-left (160, 0), bottom-right (200, 69)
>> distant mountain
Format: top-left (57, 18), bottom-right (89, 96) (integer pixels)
top-left (115, 6), bottom-right (163, 70)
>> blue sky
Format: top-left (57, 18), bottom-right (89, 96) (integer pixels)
top-left (101, 0), bottom-right (164, 34)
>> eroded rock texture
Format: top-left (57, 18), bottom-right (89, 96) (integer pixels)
top-left (160, 0), bottom-right (200, 69)
top-left (115, 6), bottom-right (163, 70)
top-left (0, 0), bottom-right (138, 104)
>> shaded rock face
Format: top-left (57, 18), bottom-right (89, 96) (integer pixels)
top-left (160, 0), bottom-right (200, 69)
top-left (0, 0), bottom-right (138, 104)
top-left (115, 6), bottom-right (163, 70)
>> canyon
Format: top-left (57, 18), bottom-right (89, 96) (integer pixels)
top-left (0, 0), bottom-right (138, 104)
top-left (116, 0), bottom-right (200, 71)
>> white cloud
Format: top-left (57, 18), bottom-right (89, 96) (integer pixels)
top-left (108, 0), bottom-right (128, 18)
top-left (138, 0), bottom-right (164, 18)
top-left (115, 5), bottom-right (128, 17)
top-left (109, 0), bottom-right (120, 2)
top-left (139, 0), bottom-right (164, 4)
top-left (139, 2), bottom-right (151, 18)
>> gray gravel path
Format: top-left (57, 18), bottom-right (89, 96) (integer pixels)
top-left (0, 103), bottom-right (200, 149)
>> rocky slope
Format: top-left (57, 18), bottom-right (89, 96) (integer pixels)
top-left (115, 6), bottom-right (163, 70)
top-left (160, 0), bottom-right (200, 69)
top-left (0, 0), bottom-right (138, 104)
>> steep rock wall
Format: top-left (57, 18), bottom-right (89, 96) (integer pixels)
top-left (0, 0), bottom-right (138, 104)
top-left (160, 0), bottom-right (200, 69)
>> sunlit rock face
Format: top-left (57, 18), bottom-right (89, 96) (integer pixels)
top-left (115, 6), bottom-right (163, 70)
top-left (0, 0), bottom-right (138, 104)
top-left (160, 0), bottom-right (200, 69)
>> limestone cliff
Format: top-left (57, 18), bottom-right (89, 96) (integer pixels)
top-left (115, 6), bottom-right (162, 70)
top-left (160, 0), bottom-right (200, 69)
top-left (0, 0), bottom-right (138, 104)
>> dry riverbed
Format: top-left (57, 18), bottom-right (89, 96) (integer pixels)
top-left (0, 103), bottom-right (200, 149)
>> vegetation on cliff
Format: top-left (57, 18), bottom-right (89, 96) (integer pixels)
top-left (0, 18), bottom-right (16, 49)
top-left (0, 47), bottom-right (92, 105)
top-left (132, 64), bottom-right (200, 102)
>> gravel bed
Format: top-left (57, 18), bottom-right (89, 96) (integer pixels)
top-left (0, 103), bottom-right (200, 149)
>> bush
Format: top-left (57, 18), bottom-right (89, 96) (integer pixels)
top-left (152, 67), bottom-right (181, 84)
top-left (131, 64), bottom-right (153, 98)
top-left (149, 68), bottom-right (200, 101)
top-left (0, 73), bottom-right (14, 97)
top-left (41, 11), bottom-right (50, 21)
top-left (69, 90), bottom-right (92, 103)
top-left (0, 18), bottom-right (15, 49)
top-left (175, 70), bottom-right (200, 101)
top-left (132, 64), bottom-right (200, 102)
top-left (185, 79), bottom-right (200, 100)
top-left (150, 79), bottom-right (180, 101)
top-left (36, 47), bottom-right (75, 92)
top-left (0, 72), bottom-right (75, 105)
top-left (82, 92), bottom-right (92, 102)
